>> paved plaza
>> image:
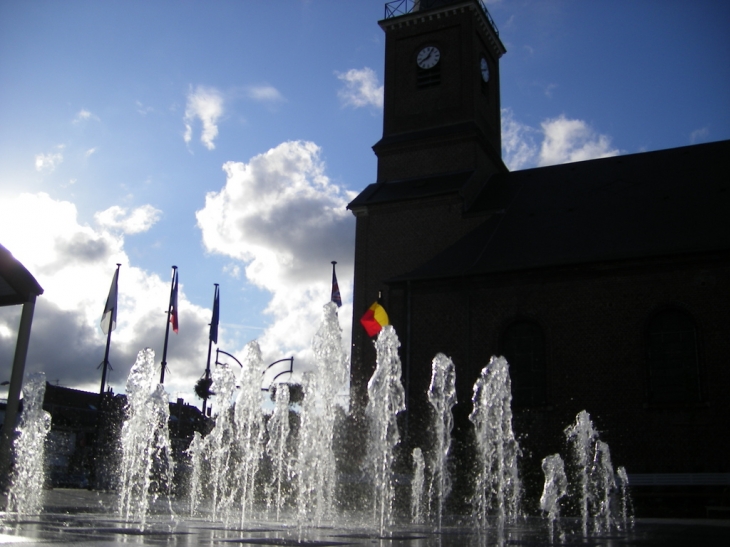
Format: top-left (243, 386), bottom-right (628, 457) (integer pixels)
top-left (1, 489), bottom-right (729, 546)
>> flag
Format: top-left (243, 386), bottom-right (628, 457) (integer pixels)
top-left (360, 300), bottom-right (388, 337)
top-left (331, 263), bottom-right (342, 307)
top-left (209, 284), bottom-right (219, 344)
top-left (100, 266), bottom-right (120, 334)
top-left (169, 269), bottom-right (179, 333)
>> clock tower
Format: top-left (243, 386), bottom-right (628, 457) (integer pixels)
top-left (347, 0), bottom-right (508, 417)
top-left (374, 0), bottom-right (507, 186)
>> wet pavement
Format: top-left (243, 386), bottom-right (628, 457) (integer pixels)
top-left (1, 489), bottom-right (729, 546)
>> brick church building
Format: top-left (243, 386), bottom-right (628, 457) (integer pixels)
top-left (347, 0), bottom-right (730, 515)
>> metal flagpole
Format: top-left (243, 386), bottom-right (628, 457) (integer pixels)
top-left (202, 283), bottom-right (219, 415)
top-left (99, 263), bottom-right (121, 397)
top-left (160, 265), bottom-right (177, 384)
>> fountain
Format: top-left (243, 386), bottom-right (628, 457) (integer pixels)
top-left (425, 352), bottom-right (457, 529)
top-left (201, 363), bottom-right (238, 522)
top-left (5, 372), bottom-right (51, 519)
top-left (364, 324), bottom-right (406, 535)
top-left (295, 301), bottom-right (349, 526)
top-left (117, 348), bottom-right (174, 529)
top-left (5, 301), bottom-right (726, 546)
top-left (469, 356), bottom-right (522, 533)
top-left (539, 453), bottom-right (568, 543)
top-left (266, 383), bottom-right (291, 520)
top-left (410, 447), bottom-right (425, 524)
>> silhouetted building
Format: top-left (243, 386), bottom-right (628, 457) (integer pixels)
top-left (0, 384), bottom-right (208, 489)
top-left (348, 0), bottom-right (730, 517)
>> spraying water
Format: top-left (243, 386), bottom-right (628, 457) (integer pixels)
top-left (616, 466), bottom-right (634, 530)
top-left (426, 353), bottom-right (457, 529)
top-left (266, 383), bottom-right (291, 520)
top-left (185, 431), bottom-right (205, 517)
top-left (206, 364), bottom-right (238, 522)
top-left (469, 356), bottom-right (522, 532)
top-left (296, 301), bottom-right (349, 526)
top-left (564, 410), bottom-right (598, 537)
top-left (365, 325), bottom-right (406, 535)
top-left (593, 440), bottom-right (617, 533)
top-left (539, 453), bottom-right (568, 543)
top-left (117, 349), bottom-right (174, 529)
top-left (410, 447), bottom-right (425, 524)
top-left (6, 372), bottom-right (51, 519)
top-left (234, 341), bottom-right (266, 525)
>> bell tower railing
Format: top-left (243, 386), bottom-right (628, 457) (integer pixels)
top-left (384, 0), bottom-right (499, 35)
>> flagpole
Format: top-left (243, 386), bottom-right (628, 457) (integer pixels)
top-left (99, 263), bottom-right (121, 398)
top-left (160, 265), bottom-right (177, 384)
top-left (203, 283), bottom-right (219, 416)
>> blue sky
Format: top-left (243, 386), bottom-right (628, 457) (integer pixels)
top-left (1, 0), bottom-right (728, 405)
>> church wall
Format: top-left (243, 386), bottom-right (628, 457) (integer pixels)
top-left (395, 254), bottom-right (730, 508)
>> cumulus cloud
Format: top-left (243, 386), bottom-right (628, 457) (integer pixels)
top-left (336, 67), bottom-right (384, 109)
top-left (35, 151), bottom-right (64, 173)
top-left (94, 204), bottom-right (162, 234)
top-left (501, 108), bottom-right (620, 170)
top-left (196, 141), bottom-right (355, 374)
top-left (183, 86), bottom-right (224, 150)
top-left (539, 115), bottom-right (619, 165)
top-left (0, 193), bottom-right (212, 403)
top-left (245, 85), bottom-right (285, 102)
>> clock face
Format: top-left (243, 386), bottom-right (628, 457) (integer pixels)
top-left (480, 57), bottom-right (490, 82)
top-left (417, 46), bottom-right (441, 69)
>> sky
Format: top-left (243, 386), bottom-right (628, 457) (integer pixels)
top-left (1, 0), bottom-right (728, 408)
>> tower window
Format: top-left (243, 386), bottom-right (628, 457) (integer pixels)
top-left (500, 320), bottom-right (546, 407)
top-left (646, 309), bottom-right (701, 404)
top-left (417, 65), bottom-right (440, 89)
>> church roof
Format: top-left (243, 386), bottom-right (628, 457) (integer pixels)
top-left (348, 169), bottom-right (474, 209)
top-left (393, 139), bottom-right (730, 282)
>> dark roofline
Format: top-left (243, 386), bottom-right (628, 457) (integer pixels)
top-left (348, 169), bottom-right (475, 211)
top-left (393, 139), bottom-right (730, 282)
top-left (0, 243), bottom-right (44, 307)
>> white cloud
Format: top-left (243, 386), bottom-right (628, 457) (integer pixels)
top-left (195, 141), bottom-right (355, 375)
top-left (85, 147), bottom-right (98, 158)
top-left (501, 108), bottom-right (540, 171)
top-left (223, 263), bottom-right (241, 278)
top-left (501, 108), bottom-right (620, 170)
top-left (0, 193), bottom-right (211, 403)
top-left (183, 86), bottom-right (224, 150)
top-left (94, 204), bottom-right (162, 234)
top-left (35, 151), bottom-right (64, 173)
top-left (245, 85), bottom-right (285, 102)
top-left (73, 109), bottom-right (99, 123)
top-left (135, 101), bottom-right (154, 116)
top-left (336, 67), bottom-right (384, 109)
top-left (539, 115), bottom-right (619, 165)
top-left (690, 127), bottom-right (709, 144)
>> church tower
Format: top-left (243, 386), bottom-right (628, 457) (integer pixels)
top-left (374, 0), bottom-right (507, 185)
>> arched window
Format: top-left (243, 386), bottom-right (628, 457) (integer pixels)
top-left (646, 309), bottom-right (701, 404)
top-left (500, 320), bottom-right (546, 407)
